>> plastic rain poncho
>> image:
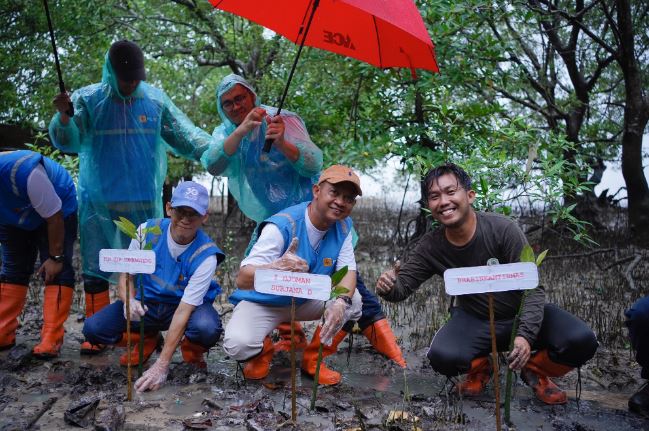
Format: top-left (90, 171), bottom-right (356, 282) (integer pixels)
top-left (48, 53), bottom-right (213, 280)
top-left (201, 74), bottom-right (323, 224)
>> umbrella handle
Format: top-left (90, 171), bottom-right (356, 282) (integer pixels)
top-left (263, 138), bottom-right (274, 153)
top-left (42, 0), bottom-right (74, 118)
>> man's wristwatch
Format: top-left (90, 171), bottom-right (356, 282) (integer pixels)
top-left (50, 255), bottom-right (65, 263)
top-left (336, 295), bottom-right (352, 308)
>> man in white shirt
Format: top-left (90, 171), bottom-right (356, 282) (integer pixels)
top-left (0, 150), bottom-right (77, 358)
top-left (82, 181), bottom-right (225, 392)
top-left (223, 165), bottom-right (363, 385)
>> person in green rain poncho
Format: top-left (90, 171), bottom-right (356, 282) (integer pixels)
top-left (49, 40), bottom-right (214, 358)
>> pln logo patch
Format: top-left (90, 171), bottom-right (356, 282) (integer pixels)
top-left (139, 115), bottom-right (147, 123)
top-left (323, 258), bottom-right (333, 267)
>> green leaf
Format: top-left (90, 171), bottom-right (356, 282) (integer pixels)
top-left (330, 266), bottom-right (348, 287)
top-left (519, 244), bottom-right (535, 263)
top-left (113, 219), bottom-right (137, 240)
top-left (143, 225), bottom-right (162, 235)
top-left (535, 249), bottom-right (548, 267)
top-left (118, 216), bottom-right (137, 233)
top-left (143, 243), bottom-right (153, 250)
top-left (330, 286), bottom-right (350, 299)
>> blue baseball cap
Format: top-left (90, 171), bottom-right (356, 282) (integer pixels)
top-left (171, 181), bottom-right (209, 215)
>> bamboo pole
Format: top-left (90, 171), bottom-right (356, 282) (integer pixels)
top-left (488, 294), bottom-right (501, 431)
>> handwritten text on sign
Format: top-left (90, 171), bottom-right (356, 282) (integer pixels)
top-left (255, 269), bottom-right (331, 301)
top-left (444, 262), bottom-right (538, 295)
top-left (99, 249), bottom-right (156, 274)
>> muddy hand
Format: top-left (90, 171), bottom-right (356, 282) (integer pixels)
top-left (134, 358), bottom-right (169, 393)
top-left (507, 336), bottom-right (531, 370)
top-left (37, 259), bottom-right (63, 284)
top-left (270, 237), bottom-right (308, 272)
top-left (376, 260), bottom-right (400, 295)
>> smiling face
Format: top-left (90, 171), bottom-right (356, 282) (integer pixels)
top-left (165, 203), bottom-right (208, 245)
top-left (426, 173), bottom-right (476, 229)
top-left (220, 84), bottom-right (255, 125)
top-left (310, 181), bottom-right (358, 229)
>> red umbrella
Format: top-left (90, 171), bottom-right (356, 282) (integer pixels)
top-left (209, 0), bottom-right (439, 151)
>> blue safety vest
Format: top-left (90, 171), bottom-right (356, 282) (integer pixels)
top-left (229, 201), bottom-right (352, 306)
top-left (137, 218), bottom-right (225, 304)
top-left (0, 150), bottom-right (76, 230)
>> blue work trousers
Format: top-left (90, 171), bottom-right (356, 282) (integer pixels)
top-left (343, 272), bottom-right (385, 332)
top-left (0, 213), bottom-right (77, 287)
top-left (626, 296), bottom-right (649, 379)
top-left (83, 299), bottom-right (223, 348)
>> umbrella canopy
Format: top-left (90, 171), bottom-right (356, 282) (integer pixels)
top-left (208, 0), bottom-right (439, 73)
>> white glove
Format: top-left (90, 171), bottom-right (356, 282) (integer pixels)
top-left (269, 238), bottom-right (309, 272)
top-left (320, 297), bottom-right (352, 345)
top-left (134, 358), bottom-right (169, 393)
top-left (123, 299), bottom-right (147, 321)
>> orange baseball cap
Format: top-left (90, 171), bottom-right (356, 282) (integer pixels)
top-left (317, 165), bottom-right (362, 196)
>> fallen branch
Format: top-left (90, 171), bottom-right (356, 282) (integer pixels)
top-left (623, 254), bottom-right (642, 290)
top-left (26, 396), bottom-right (57, 429)
top-left (543, 248), bottom-right (615, 260)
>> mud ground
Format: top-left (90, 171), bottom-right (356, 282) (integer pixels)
top-left (1, 204), bottom-right (648, 430)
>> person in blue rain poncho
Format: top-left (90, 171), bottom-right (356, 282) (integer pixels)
top-left (202, 74), bottom-right (406, 372)
top-left (49, 40), bottom-right (214, 358)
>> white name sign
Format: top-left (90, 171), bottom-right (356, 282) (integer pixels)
top-left (99, 249), bottom-right (156, 274)
top-left (254, 269), bottom-right (331, 301)
top-left (444, 262), bottom-right (538, 295)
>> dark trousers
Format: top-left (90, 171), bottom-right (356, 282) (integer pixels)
top-left (83, 299), bottom-right (223, 348)
top-left (343, 272), bottom-right (385, 332)
top-left (626, 296), bottom-right (649, 379)
top-left (0, 213), bottom-right (77, 287)
top-left (427, 304), bottom-right (598, 377)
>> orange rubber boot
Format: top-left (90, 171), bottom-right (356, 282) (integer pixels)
top-left (0, 283), bottom-right (28, 350)
top-left (456, 357), bottom-right (491, 397)
top-left (181, 338), bottom-right (208, 369)
top-left (521, 350), bottom-right (571, 405)
top-left (80, 291), bottom-right (110, 355)
top-left (362, 319), bottom-right (406, 368)
top-left (301, 326), bottom-right (348, 385)
top-left (274, 321), bottom-right (308, 352)
top-left (118, 331), bottom-right (162, 366)
top-left (243, 336), bottom-right (275, 380)
top-left (33, 285), bottom-right (74, 358)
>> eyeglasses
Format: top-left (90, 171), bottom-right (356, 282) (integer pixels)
top-left (172, 207), bottom-right (201, 221)
top-left (221, 94), bottom-right (248, 112)
top-left (325, 185), bottom-right (357, 205)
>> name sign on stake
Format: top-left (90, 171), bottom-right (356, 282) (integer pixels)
top-left (99, 249), bottom-right (156, 274)
top-left (254, 269), bottom-right (331, 301)
top-left (444, 262), bottom-right (538, 296)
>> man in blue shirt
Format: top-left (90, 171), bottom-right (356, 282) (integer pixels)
top-left (83, 181), bottom-right (224, 392)
top-left (0, 150), bottom-right (77, 358)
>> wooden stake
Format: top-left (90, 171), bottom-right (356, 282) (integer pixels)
top-left (290, 298), bottom-right (297, 423)
top-left (488, 293), bottom-right (501, 431)
top-left (125, 290), bottom-right (132, 401)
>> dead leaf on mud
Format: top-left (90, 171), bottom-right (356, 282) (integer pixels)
top-left (262, 381), bottom-right (285, 390)
top-left (386, 410), bottom-right (420, 423)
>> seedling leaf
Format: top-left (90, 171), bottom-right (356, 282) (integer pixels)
top-left (519, 245), bottom-right (535, 263)
top-left (330, 266), bottom-right (348, 287)
top-left (535, 249), bottom-right (548, 267)
top-left (113, 219), bottom-right (137, 240)
top-left (331, 286), bottom-right (349, 299)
